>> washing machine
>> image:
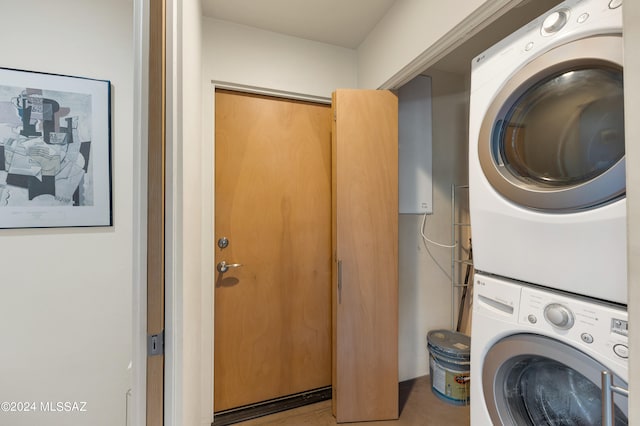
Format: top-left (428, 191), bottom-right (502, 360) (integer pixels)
top-left (468, 0), bottom-right (627, 304)
top-left (470, 272), bottom-right (628, 425)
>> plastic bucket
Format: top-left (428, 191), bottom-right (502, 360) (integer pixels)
top-left (426, 329), bottom-right (470, 405)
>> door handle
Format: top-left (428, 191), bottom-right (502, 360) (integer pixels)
top-left (337, 260), bottom-right (342, 304)
top-left (217, 260), bottom-right (243, 273)
top-left (601, 370), bottom-right (629, 426)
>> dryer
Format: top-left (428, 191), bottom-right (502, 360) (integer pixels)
top-left (468, 0), bottom-right (627, 303)
top-left (470, 272), bottom-right (628, 425)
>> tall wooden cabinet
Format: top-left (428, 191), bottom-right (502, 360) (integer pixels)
top-left (331, 89), bottom-right (399, 423)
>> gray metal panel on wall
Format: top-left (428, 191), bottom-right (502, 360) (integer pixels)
top-left (398, 75), bottom-right (433, 214)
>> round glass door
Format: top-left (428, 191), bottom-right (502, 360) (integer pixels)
top-left (483, 334), bottom-right (628, 425)
top-left (478, 35), bottom-right (625, 211)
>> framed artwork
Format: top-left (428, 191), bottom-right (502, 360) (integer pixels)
top-left (0, 67), bottom-right (111, 228)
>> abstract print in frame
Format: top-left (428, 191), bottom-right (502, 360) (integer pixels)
top-left (0, 67), bottom-right (111, 228)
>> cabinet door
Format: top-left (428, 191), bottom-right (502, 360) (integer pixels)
top-left (332, 89), bottom-right (399, 423)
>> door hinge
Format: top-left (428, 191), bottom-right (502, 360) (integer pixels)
top-left (148, 330), bottom-right (165, 356)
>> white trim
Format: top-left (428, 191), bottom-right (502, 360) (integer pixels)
top-left (132, 0), bottom-right (149, 425)
top-left (205, 81), bottom-right (215, 417)
top-left (213, 81), bottom-right (331, 104)
top-left (165, 0), bottom-right (182, 424)
top-left (202, 80), bottom-right (215, 423)
top-left (167, 0), bottom-right (207, 423)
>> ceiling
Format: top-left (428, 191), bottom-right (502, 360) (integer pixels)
top-left (202, 0), bottom-right (397, 49)
top-left (202, 0), bottom-right (563, 75)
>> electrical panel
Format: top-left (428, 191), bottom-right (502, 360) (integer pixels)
top-left (398, 75), bottom-right (433, 214)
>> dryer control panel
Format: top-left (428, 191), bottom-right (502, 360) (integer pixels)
top-left (471, 0), bottom-right (623, 93)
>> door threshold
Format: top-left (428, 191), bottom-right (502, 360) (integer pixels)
top-left (213, 386), bottom-right (332, 425)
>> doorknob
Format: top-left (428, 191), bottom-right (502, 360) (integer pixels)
top-left (217, 260), bottom-right (242, 273)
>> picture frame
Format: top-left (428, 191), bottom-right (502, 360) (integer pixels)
top-left (0, 67), bottom-right (112, 228)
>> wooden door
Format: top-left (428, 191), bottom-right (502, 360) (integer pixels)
top-left (332, 89), bottom-right (399, 423)
top-left (214, 90), bottom-right (332, 412)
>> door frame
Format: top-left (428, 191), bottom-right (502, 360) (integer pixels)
top-left (132, 0), bottom-right (150, 425)
top-left (143, 1), bottom-right (635, 425)
top-left (199, 2), bottom-right (531, 413)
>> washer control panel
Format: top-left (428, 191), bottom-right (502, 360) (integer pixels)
top-left (519, 285), bottom-right (628, 365)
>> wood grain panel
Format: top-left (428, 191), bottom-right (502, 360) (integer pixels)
top-left (146, 0), bottom-right (165, 424)
top-left (332, 89), bottom-right (399, 423)
top-left (214, 90), bottom-right (332, 412)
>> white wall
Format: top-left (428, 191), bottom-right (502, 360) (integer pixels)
top-left (398, 69), bottom-right (470, 381)
top-left (0, 1), bottom-right (134, 426)
top-left (357, 0), bottom-right (482, 88)
top-left (623, 2), bottom-right (640, 424)
top-left (203, 17), bottom-right (358, 99)
top-left (357, 0), bottom-right (534, 89)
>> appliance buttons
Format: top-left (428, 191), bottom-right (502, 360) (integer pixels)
top-left (525, 42), bottom-right (534, 51)
top-left (541, 10), bottom-right (569, 35)
top-left (611, 318), bottom-right (628, 336)
top-left (577, 13), bottom-right (589, 24)
top-left (613, 343), bottom-right (629, 359)
top-left (580, 333), bottom-right (594, 344)
top-left (527, 314), bottom-right (537, 324)
top-left (609, 0), bottom-right (622, 9)
top-left (544, 303), bottom-right (575, 330)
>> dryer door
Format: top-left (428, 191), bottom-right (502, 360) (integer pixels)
top-left (478, 35), bottom-right (625, 211)
top-left (483, 333), bottom-right (628, 425)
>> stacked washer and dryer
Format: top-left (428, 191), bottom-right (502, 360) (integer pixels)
top-left (468, 0), bottom-right (629, 424)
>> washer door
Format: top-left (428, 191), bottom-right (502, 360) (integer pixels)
top-left (483, 334), bottom-right (628, 425)
top-left (478, 35), bottom-right (625, 211)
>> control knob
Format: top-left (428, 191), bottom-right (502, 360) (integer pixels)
top-left (541, 10), bottom-right (568, 35)
top-left (544, 303), bottom-right (574, 330)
